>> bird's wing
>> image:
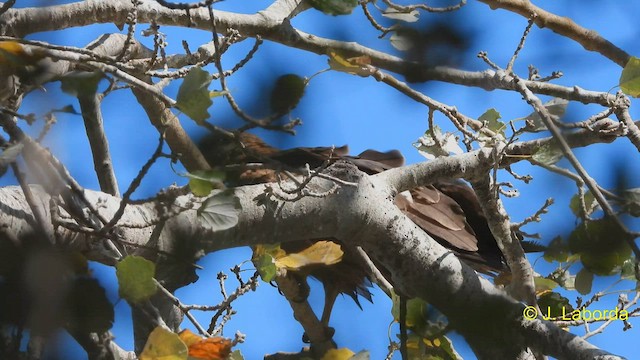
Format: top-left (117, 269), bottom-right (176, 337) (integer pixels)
top-left (270, 145), bottom-right (350, 168)
top-left (395, 186), bottom-right (480, 252)
top-left (349, 150), bottom-right (508, 272)
top-left (349, 149), bottom-right (405, 174)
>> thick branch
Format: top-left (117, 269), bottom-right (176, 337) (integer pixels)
top-left (377, 121), bottom-right (622, 194)
top-left (0, 159), bottom-right (623, 358)
top-left (0, 0), bottom-right (624, 106)
top-left (478, 0), bottom-right (629, 67)
top-left (471, 174), bottom-right (536, 304)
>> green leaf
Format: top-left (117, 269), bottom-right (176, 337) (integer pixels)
top-left (402, 332), bottom-right (457, 360)
top-left (140, 327), bottom-right (188, 360)
top-left (543, 236), bottom-right (570, 263)
top-left (531, 141), bottom-right (563, 165)
top-left (620, 259), bottom-right (638, 280)
top-left (254, 254), bottom-right (277, 282)
top-left (60, 71), bottom-right (103, 97)
top-left (534, 277), bottom-right (559, 292)
top-left (477, 108), bottom-right (506, 147)
top-left (389, 27), bottom-right (416, 51)
top-left (542, 98), bottom-right (568, 117)
top-left (580, 251), bottom-right (629, 276)
top-left (405, 297), bottom-right (428, 328)
top-left (307, 0), bottom-right (358, 15)
top-left (270, 74), bottom-right (306, 115)
top-left (568, 218), bottom-right (632, 275)
top-left (621, 188), bottom-right (640, 217)
top-left (575, 267), bottom-right (593, 295)
top-left (413, 126), bottom-right (463, 160)
top-left (391, 291), bottom-right (428, 329)
top-left (176, 67), bottom-right (213, 123)
top-left (228, 350), bottom-right (245, 360)
top-left (405, 333), bottom-right (423, 360)
top-left (209, 90), bottom-right (227, 99)
top-left (569, 191), bottom-right (598, 219)
top-left (197, 190), bottom-right (241, 231)
top-left (116, 255), bottom-right (157, 303)
top-left (516, 98), bottom-right (568, 132)
top-left (426, 335), bottom-right (457, 360)
top-left (189, 178), bottom-right (216, 196)
top-left (189, 179), bottom-right (215, 197)
top-left (478, 108), bottom-right (501, 122)
top-left (620, 56), bottom-right (640, 97)
top-left (478, 108), bottom-right (505, 135)
top-left (187, 169), bottom-right (226, 196)
top-left (549, 269), bottom-right (575, 290)
top-left (390, 290), bottom-right (401, 320)
top-left (381, 9), bottom-right (419, 23)
top-left (538, 292), bottom-right (574, 319)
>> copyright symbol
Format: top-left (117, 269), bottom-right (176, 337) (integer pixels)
top-left (523, 306), bottom-right (538, 320)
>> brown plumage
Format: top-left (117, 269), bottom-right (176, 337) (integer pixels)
top-left (201, 133), bottom-right (381, 326)
top-left (199, 132), bottom-right (538, 328)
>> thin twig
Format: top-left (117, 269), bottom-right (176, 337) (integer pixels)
top-left (477, 0), bottom-right (629, 66)
top-left (506, 13), bottom-right (536, 72)
top-left (101, 133), bottom-right (166, 232)
top-left (356, 246), bottom-right (393, 296)
top-left (207, 271), bottom-right (259, 334)
top-left (155, 279), bottom-right (210, 336)
top-left (513, 77), bottom-right (640, 258)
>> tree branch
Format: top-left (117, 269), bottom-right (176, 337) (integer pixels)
top-left (78, 93), bottom-right (120, 197)
top-left (0, 157), bottom-right (624, 358)
top-left (0, 0), bottom-right (625, 106)
top-left (376, 121), bottom-right (625, 194)
top-left (477, 0), bottom-right (630, 67)
top-left (470, 173), bottom-right (536, 304)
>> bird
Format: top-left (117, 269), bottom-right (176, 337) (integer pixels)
top-left (198, 131), bottom-right (541, 331)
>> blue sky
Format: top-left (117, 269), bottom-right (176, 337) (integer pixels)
top-left (10, 0), bottom-right (640, 359)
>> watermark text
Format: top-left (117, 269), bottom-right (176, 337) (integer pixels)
top-left (522, 306), bottom-right (629, 321)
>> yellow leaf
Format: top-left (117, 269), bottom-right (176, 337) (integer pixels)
top-left (253, 244), bottom-right (286, 260)
top-left (349, 55), bottom-right (371, 66)
top-left (140, 327), bottom-right (188, 360)
top-left (321, 348), bottom-right (355, 360)
top-left (329, 51), bottom-right (352, 66)
top-left (327, 51), bottom-right (374, 77)
top-left (275, 241), bottom-right (344, 271)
